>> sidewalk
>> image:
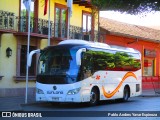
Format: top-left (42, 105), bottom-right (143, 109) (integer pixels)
top-left (0, 90), bottom-right (160, 111)
top-left (141, 89), bottom-right (160, 97)
top-left (0, 96), bottom-right (36, 111)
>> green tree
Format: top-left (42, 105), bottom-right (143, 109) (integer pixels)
top-left (91, 0), bottom-right (160, 14)
top-left (90, 0), bottom-right (160, 41)
top-left (83, 50), bottom-right (141, 71)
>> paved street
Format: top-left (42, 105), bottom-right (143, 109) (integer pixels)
top-left (21, 96), bottom-right (160, 111)
top-left (1, 92), bottom-right (160, 120)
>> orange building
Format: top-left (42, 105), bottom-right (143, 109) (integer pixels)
top-left (100, 18), bottom-right (160, 90)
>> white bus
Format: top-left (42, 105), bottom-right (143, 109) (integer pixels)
top-left (34, 40), bottom-right (141, 105)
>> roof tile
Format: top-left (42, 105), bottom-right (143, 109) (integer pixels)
top-left (100, 17), bottom-right (160, 42)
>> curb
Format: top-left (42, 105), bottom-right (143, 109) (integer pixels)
top-left (140, 94), bottom-right (160, 97)
top-left (20, 101), bottom-right (48, 106)
top-left (1, 104), bottom-right (23, 112)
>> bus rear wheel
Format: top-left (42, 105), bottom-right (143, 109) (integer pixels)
top-left (122, 86), bottom-right (130, 102)
top-left (89, 88), bottom-right (99, 106)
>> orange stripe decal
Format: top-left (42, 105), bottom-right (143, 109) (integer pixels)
top-left (102, 72), bottom-right (137, 98)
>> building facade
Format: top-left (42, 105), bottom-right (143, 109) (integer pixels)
top-left (0, 0), bottom-right (99, 97)
top-left (100, 18), bottom-right (160, 90)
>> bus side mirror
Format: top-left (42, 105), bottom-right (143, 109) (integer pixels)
top-left (28, 49), bottom-right (41, 67)
top-left (76, 48), bottom-right (86, 66)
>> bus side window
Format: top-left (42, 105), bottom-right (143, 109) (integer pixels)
top-left (92, 49), bottom-right (115, 72)
top-left (81, 51), bottom-right (93, 79)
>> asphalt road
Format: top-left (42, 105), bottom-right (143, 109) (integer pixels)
top-left (2, 96), bottom-right (160, 120)
top-left (21, 96), bottom-right (160, 111)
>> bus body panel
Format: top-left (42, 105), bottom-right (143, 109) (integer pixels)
top-left (36, 82), bottom-right (82, 102)
top-left (36, 70), bottom-right (141, 102)
top-left (35, 40), bottom-right (142, 103)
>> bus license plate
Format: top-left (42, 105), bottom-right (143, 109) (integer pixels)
top-left (52, 97), bottom-right (59, 101)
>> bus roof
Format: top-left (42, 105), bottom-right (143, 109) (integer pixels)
top-left (58, 39), bottom-right (140, 54)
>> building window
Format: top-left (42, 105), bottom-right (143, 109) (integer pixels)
top-left (82, 11), bottom-right (92, 33)
top-left (54, 3), bottom-right (67, 38)
top-left (20, 0), bottom-right (37, 32)
top-left (20, 45), bottom-right (36, 76)
top-left (143, 59), bottom-right (155, 76)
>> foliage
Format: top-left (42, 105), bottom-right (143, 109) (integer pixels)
top-left (91, 0), bottom-right (160, 14)
top-left (21, 9), bottom-right (34, 18)
top-left (82, 50), bottom-right (141, 72)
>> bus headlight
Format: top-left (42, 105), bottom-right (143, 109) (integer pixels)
top-left (67, 88), bottom-right (81, 95)
top-left (36, 88), bottom-right (44, 94)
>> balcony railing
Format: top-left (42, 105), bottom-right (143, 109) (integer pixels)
top-left (16, 16), bottom-right (53, 34)
top-left (0, 10), bottom-right (15, 30)
top-left (15, 16), bottom-right (99, 41)
top-left (0, 10), bottom-right (98, 41)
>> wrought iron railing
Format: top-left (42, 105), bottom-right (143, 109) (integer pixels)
top-left (0, 10), bottom-right (99, 41)
top-left (15, 16), bottom-right (99, 41)
top-left (70, 25), bottom-right (83, 39)
top-left (0, 10), bottom-right (15, 30)
top-left (15, 16), bottom-right (53, 34)
top-left (37, 18), bottom-right (53, 35)
top-left (54, 23), bottom-right (67, 38)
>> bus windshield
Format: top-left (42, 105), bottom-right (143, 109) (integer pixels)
top-left (37, 46), bottom-right (80, 84)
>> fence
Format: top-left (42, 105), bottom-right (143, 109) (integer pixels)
top-left (0, 10), bottom-right (15, 30)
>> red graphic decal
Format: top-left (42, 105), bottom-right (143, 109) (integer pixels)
top-left (96, 75), bottom-right (101, 80)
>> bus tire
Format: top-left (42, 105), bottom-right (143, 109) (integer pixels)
top-left (122, 86), bottom-right (130, 102)
top-left (89, 87), bottom-right (99, 106)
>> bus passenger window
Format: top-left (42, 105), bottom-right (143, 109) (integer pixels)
top-left (81, 51), bottom-right (93, 79)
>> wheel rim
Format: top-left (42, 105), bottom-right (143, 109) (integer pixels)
top-left (90, 91), bottom-right (96, 104)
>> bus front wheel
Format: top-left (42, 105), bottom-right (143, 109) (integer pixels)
top-left (89, 88), bottom-right (99, 106)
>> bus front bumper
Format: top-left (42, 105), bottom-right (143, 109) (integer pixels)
top-left (36, 94), bottom-right (84, 103)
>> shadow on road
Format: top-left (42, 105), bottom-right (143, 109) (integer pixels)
top-left (28, 98), bottom-right (138, 110)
